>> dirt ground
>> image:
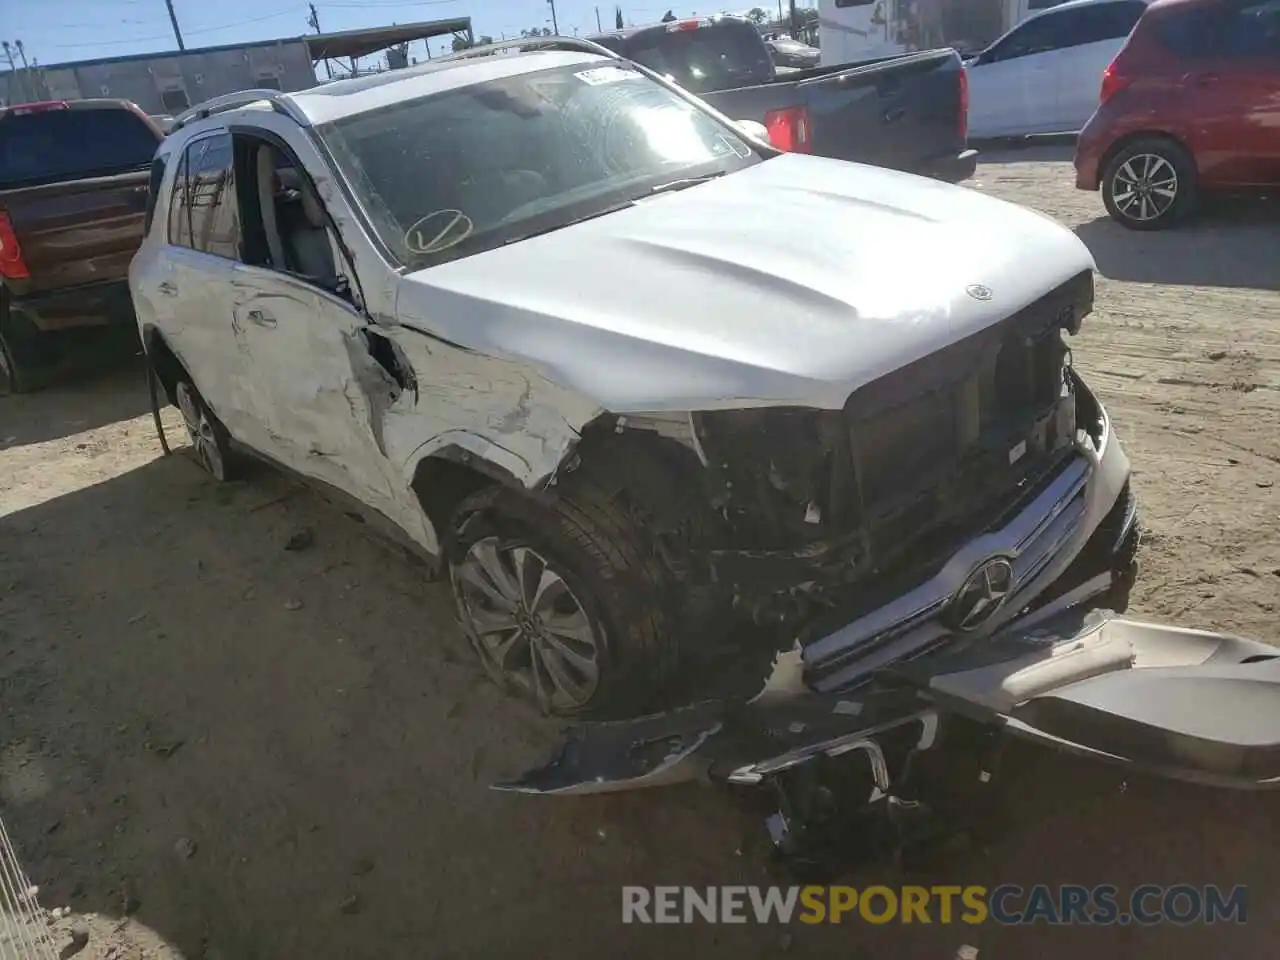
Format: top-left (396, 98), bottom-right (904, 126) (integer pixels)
top-left (1, 148), bottom-right (1278, 960)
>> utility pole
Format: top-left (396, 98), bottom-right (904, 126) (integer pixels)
top-left (548, 0), bottom-right (560, 34)
top-left (307, 4), bottom-right (332, 79)
top-left (595, 6), bottom-right (602, 30)
top-left (164, 0), bottom-right (186, 50)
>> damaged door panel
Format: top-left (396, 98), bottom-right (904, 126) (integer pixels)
top-left (500, 604), bottom-right (1280, 803)
top-left (229, 269), bottom-right (436, 548)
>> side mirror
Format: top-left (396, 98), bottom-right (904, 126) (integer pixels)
top-left (734, 119), bottom-right (773, 147)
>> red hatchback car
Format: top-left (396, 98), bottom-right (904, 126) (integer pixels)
top-left (1075, 0), bottom-right (1280, 229)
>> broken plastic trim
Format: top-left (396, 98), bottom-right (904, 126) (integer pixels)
top-left (497, 604), bottom-right (1280, 798)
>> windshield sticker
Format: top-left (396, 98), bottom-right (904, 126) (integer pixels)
top-left (404, 209), bottom-right (474, 256)
top-left (574, 66), bottom-right (641, 86)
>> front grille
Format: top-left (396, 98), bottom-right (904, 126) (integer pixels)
top-left (842, 270), bottom-right (1092, 577)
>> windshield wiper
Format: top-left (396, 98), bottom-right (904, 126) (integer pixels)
top-left (648, 171), bottom-right (726, 196)
top-left (495, 200), bottom-right (637, 248)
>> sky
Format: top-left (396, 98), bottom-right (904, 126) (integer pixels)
top-left (0, 0), bottom-right (785, 69)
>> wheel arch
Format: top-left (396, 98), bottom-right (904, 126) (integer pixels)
top-left (141, 324), bottom-right (185, 406)
top-left (408, 440), bottom-right (544, 546)
top-left (1098, 130), bottom-right (1197, 187)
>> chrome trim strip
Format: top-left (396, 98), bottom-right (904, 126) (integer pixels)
top-left (804, 456), bottom-right (1091, 667)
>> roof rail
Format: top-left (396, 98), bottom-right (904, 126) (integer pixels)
top-left (435, 35), bottom-right (622, 64)
top-left (170, 88), bottom-right (307, 135)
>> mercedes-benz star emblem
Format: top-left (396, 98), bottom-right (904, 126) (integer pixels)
top-left (947, 558), bottom-right (1015, 631)
top-left (965, 283), bottom-right (993, 301)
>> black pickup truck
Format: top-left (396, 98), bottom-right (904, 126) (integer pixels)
top-left (0, 99), bottom-right (164, 393)
top-left (588, 16), bottom-right (977, 183)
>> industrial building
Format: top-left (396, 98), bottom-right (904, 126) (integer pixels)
top-left (0, 18), bottom-right (473, 114)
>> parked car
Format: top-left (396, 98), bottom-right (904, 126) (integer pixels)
top-left (965, 0), bottom-right (1150, 139)
top-left (587, 16), bottom-right (977, 182)
top-left (765, 36), bottom-right (822, 68)
top-left (0, 99), bottom-right (164, 393)
top-left (1075, 0), bottom-right (1280, 229)
top-left (132, 43), bottom-right (1137, 719)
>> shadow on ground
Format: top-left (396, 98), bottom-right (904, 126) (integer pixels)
top-left (0, 353), bottom-right (151, 449)
top-left (1076, 201), bottom-right (1280, 290)
top-left (971, 136), bottom-right (1077, 166)
top-left (0, 447), bottom-right (1277, 958)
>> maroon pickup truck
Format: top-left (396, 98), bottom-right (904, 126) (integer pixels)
top-left (0, 99), bottom-right (164, 393)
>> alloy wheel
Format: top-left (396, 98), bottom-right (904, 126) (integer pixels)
top-left (1111, 153), bottom-right (1179, 223)
top-left (175, 381), bottom-right (227, 481)
top-left (452, 537), bottom-right (602, 714)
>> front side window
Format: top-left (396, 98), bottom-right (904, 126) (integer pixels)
top-left (167, 148), bottom-right (192, 248)
top-left (986, 13), bottom-right (1070, 61)
top-left (319, 62), bottom-right (761, 271)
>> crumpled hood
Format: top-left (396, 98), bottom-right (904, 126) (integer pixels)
top-left (396, 153), bottom-right (1095, 412)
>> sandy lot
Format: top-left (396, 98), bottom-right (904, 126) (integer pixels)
top-left (1, 148), bottom-right (1278, 960)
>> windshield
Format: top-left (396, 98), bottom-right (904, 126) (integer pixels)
top-left (620, 21), bottom-right (776, 93)
top-left (319, 62), bottom-right (762, 270)
top-left (0, 107), bottom-right (160, 190)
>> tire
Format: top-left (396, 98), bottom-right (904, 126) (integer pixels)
top-left (1101, 137), bottom-right (1198, 231)
top-left (0, 292), bottom-right (47, 395)
top-left (445, 483), bottom-right (678, 719)
top-left (173, 376), bottom-right (237, 481)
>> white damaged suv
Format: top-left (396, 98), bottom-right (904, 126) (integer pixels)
top-left (130, 40), bottom-right (1138, 718)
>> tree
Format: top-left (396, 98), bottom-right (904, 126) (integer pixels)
top-left (747, 7), bottom-right (767, 23)
top-left (478, 34), bottom-right (495, 45)
top-left (451, 35), bottom-right (472, 51)
top-left (520, 27), bottom-right (554, 37)
top-left (615, 5), bottom-right (625, 28)
top-left (661, 10), bottom-right (677, 22)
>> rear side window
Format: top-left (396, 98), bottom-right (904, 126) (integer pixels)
top-left (0, 107), bottom-right (159, 190)
top-left (620, 21), bottom-right (774, 93)
top-left (167, 150), bottom-right (192, 248)
top-left (1153, 0), bottom-right (1280, 57)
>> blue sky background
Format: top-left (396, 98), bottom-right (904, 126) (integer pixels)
top-left (2, 0), bottom-right (780, 69)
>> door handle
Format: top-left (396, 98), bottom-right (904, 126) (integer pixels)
top-left (246, 309), bottom-right (276, 328)
top-left (157, 281), bottom-right (178, 296)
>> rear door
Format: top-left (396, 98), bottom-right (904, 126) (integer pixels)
top-left (1177, 0), bottom-right (1280, 186)
top-left (0, 103), bottom-right (160, 300)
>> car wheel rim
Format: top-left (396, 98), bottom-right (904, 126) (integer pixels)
top-left (1112, 153), bottom-right (1178, 222)
top-left (175, 382), bottom-right (226, 481)
top-left (453, 537), bottom-right (602, 713)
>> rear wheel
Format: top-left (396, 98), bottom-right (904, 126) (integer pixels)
top-left (1102, 137), bottom-right (1198, 231)
top-left (0, 293), bottom-right (46, 395)
top-left (174, 378), bottom-right (236, 481)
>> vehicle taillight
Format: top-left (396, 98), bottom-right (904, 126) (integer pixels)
top-left (763, 106), bottom-right (812, 153)
top-left (1099, 60), bottom-right (1132, 104)
top-left (0, 211), bottom-right (30, 281)
top-left (958, 66), bottom-right (969, 142)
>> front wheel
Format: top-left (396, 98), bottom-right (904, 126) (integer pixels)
top-left (1102, 137), bottom-right (1198, 231)
top-left (445, 485), bottom-right (678, 718)
top-left (0, 294), bottom-right (46, 395)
